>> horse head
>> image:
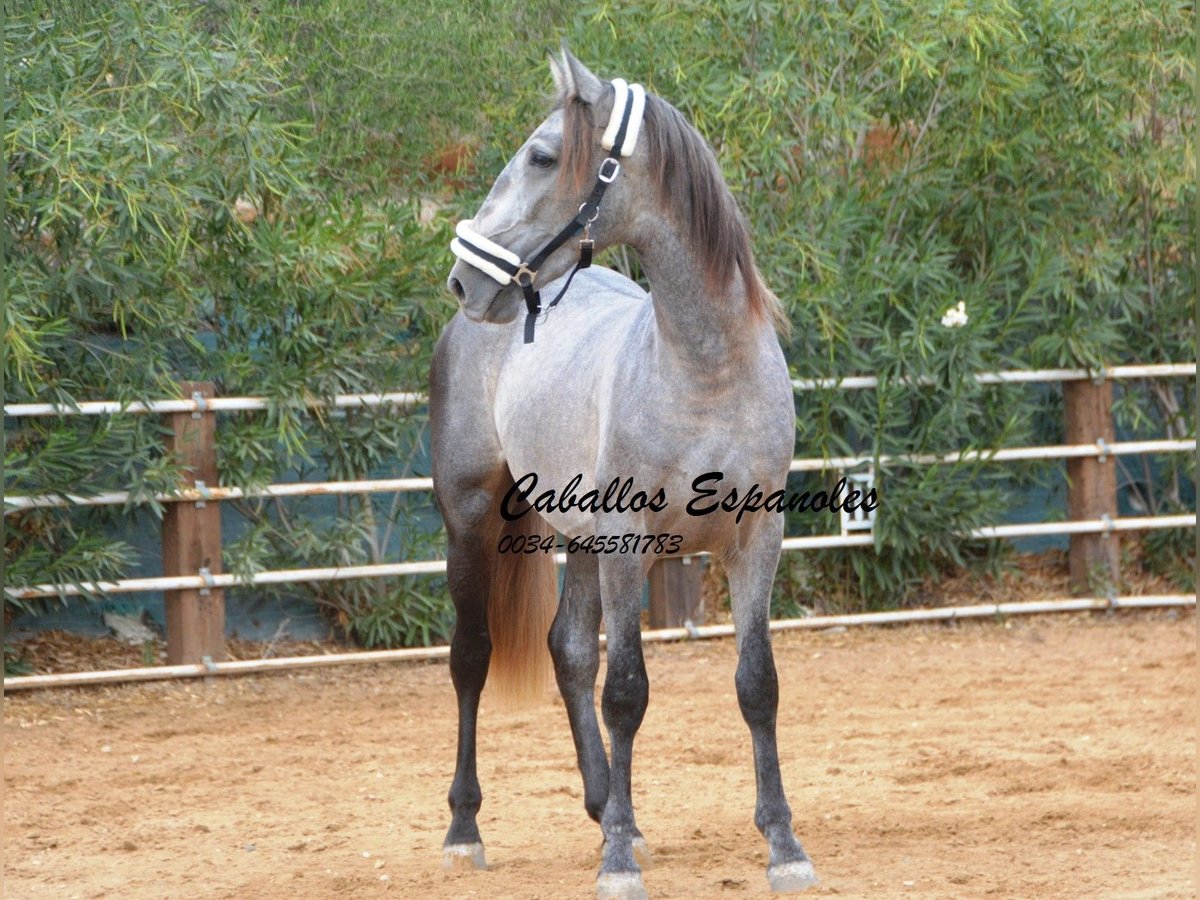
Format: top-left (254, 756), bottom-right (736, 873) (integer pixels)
top-left (447, 50), bottom-right (644, 326)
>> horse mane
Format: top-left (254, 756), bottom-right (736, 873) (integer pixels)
top-left (558, 87), bottom-right (789, 336)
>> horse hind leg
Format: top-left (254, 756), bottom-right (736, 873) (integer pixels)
top-left (725, 529), bottom-right (819, 893)
top-left (442, 525), bottom-right (495, 871)
top-left (442, 509), bottom-right (558, 870)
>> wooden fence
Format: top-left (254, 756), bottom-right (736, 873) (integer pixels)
top-left (4, 364), bottom-right (1195, 664)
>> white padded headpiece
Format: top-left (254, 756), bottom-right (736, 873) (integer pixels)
top-left (601, 78), bottom-right (646, 158)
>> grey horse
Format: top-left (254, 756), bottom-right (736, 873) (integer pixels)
top-left (431, 49), bottom-right (818, 898)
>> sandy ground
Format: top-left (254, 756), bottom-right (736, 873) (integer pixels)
top-left (4, 610), bottom-right (1195, 899)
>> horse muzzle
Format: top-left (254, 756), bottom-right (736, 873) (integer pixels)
top-left (447, 260), bottom-right (521, 324)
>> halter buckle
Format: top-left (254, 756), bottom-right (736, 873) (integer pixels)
top-left (597, 157), bottom-right (620, 183)
top-left (514, 264), bottom-right (537, 288)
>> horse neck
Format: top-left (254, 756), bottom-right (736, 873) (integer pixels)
top-left (633, 213), bottom-right (765, 371)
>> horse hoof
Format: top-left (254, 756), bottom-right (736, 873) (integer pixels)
top-left (442, 842), bottom-right (487, 871)
top-left (767, 859), bottom-right (818, 893)
top-left (631, 836), bottom-right (654, 871)
top-left (597, 872), bottom-right (648, 900)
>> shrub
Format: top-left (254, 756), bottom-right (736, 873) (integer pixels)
top-left (6, 1), bottom-right (1193, 657)
top-left (4, 2), bottom-right (453, 653)
top-left (570, 0), bottom-right (1194, 604)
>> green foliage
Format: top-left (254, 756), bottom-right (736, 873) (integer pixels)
top-left (1142, 526), bottom-right (1196, 593)
top-left (343, 582), bottom-right (455, 649)
top-left (242, 0), bottom-right (574, 193)
top-left (5, 0), bottom-right (1194, 655)
top-left (4, 647), bottom-right (33, 677)
top-left (572, 0), bottom-right (1195, 605)
top-left (4, 2), bottom-right (451, 649)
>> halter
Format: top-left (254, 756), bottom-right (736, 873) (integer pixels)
top-left (451, 79), bottom-right (646, 343)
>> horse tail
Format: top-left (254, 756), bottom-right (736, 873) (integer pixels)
top-left (487, 513), bottom-right (558, 705)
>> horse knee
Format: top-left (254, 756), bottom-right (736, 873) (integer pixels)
top-left (548, 616), bottom-right (598, 681)
top-left (601, 656), bottom-right (648, 732)
top-left (735, 651), bottom-right (779, 728)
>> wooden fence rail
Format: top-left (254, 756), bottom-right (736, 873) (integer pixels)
top-left (4, 366), bottom-right (1195, 663)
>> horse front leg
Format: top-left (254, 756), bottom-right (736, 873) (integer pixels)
top-left (595, 554), bottom-right (651, 900)
top-left (726, 524), bottom-right (819, 893)
top-left (442, 529), bottom-right (497, 870)
top-left (548, 550), bottom-right (653, 867)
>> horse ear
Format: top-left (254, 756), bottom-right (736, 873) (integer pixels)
top-left (548, 51), bottom-right (569, 97)
top-left (559, 47), bottom-right (606, 106)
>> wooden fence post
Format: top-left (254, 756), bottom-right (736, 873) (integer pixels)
top-left (1063, 377), bottom-right (1120, 594)
top-left (648, 556), bottom-right (704, 629)
top-left (162, 381), bottom-right (225, 664)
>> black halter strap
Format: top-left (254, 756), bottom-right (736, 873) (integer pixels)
top-left (516, 156), bottom-right (620, 342)
top-left (451, 79), bottom-right (642, 342)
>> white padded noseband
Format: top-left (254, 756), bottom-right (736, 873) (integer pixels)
top-left (450, 220), bottom-right (521, 286)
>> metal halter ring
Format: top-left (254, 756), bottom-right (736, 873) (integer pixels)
top-left (514, 264), bottom-right (537, 288)
top-left (597, 157), bottom-right (620, 183)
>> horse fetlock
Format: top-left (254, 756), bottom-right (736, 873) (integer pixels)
top-left (600, 833), bottom-right (653, 870)
top-left (447, 785), bottom-right (482, 817)
top-left (598, 825), bottom-right (641, 875)
top-left (755, 805), bottom-right (794, 837)
top-left (761, 821), bottom-right (805, 860)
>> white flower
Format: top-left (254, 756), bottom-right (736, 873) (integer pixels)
top-left (233, 197), bottom-right (259, 224)
top-left (940, 301), bottom-right (968, 328)
top-left (105, 73), bottom-right (115, 87)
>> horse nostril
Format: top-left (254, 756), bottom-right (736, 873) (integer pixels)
top-left (448, 277), bottom-right (465, 302)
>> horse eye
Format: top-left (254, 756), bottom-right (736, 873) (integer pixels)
top-left (528, 150), bottom-right (556, 169)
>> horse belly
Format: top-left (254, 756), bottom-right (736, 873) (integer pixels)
top-left (591, 378), bottom-right (794, 550)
